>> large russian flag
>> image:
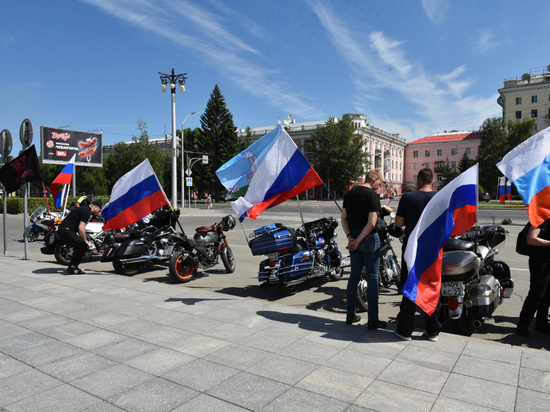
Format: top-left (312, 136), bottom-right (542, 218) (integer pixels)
top-left (228, 125), bottom-right (322, 221)
top-left (50, 154), bottom-right (76, 208)
top-left (402, 164), bottom-right (478, 315)
top-left (102, 159), bottom-right (169, 230)
top-left (497, 126), bottom-right (550, 227)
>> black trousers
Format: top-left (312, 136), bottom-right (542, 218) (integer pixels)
top-left (518, 256), bottom-right (550, 329)
top-left (56, 228), bottom-right (88, 268)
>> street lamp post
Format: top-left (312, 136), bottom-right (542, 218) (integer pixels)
top-left (180, 110), bottom-right (204, 208)
top-left (159, 68), bottom-right (187, 208)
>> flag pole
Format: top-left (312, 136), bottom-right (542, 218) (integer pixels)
top-left (296, 195), bottom-right (305, 227)
top-left (41, 182), bottom-right (51, 214)
top-left (322, 182), bottom-right (342, 212)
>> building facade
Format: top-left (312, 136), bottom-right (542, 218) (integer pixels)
top-left (238, 114), bottom-right (407, 198)
top-left (403, 131), bottom-right (481, 188)
top-left (498, 65), bottom-right (550, 133)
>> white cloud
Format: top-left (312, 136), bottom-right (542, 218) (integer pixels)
top-left (80, 0), bottom-right (319, 119)
top-left (421, 0), bottom-right (450, 24)
top-left (470, 29), bottom-right (500, 53)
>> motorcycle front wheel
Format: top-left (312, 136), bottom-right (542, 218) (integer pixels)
top-left (54, 243), bottom-right (74, 266)
top-left (25, 227), bottom-right (39, 242)
top-left (355, 268), bottom-right (368, 312)
top-left (328, 251), bottom-right (344, 281)
top-left (221, 248), bottom-right (236, 273)
top-left (112, 259), bottom-right (139, 276)
top-left (169, 251), bottom-right (197, 283)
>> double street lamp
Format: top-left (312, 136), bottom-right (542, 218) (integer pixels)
top-left (159, 68), bottom-right (187, 207)
top-left (181, 111), bottom-right (204, 208)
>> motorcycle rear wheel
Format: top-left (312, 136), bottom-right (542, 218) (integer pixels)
top-left (453, 316), bottom-right (476, 337)
top-left (54, 243), bottom-right (74, 266)
top-left (25, 227), bottom-right (39, 242)
top-left (278, 283), bottom-right (298, 296)
top-left (112, 259), bottom-right (139, 276)
top-left (169, 251), bottom-right (197, 283)
top-left (221, 248), bottom-right (236, 273)
top-left (355, 269), bottom-right (368, 312)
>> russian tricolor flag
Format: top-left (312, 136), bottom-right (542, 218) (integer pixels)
top-left (50, 154), bottom-right (76, 208)
top-left (402, 164), bottom-right (478, 315)
top-left (224, 125), bottom-right (322, 221)
top-left (497, 126), bottom-right (550, 228)
top-left (102, 159), bottom-right (169, 230)
top-left (498, 176), bottom-right (506, 204)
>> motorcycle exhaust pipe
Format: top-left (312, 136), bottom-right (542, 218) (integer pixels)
top-left (118, 255), bottom-right (152, 264)
top-left (179, 252), bottom-right (199, 267)
top-left (472, 319), bottom-right (485, 329)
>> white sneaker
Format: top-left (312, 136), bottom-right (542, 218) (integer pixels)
top-left (394, 329), bottom-right (412, 341)
top-left (424, 333), bottom-right (438, 342)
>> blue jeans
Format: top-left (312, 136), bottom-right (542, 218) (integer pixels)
top-left (346, 231), bottom-right (381, 322)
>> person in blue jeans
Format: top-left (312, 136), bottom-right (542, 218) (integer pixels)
top-left (341, 169), bottom-right (387, 330)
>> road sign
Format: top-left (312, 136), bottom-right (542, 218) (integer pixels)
top-left (202, 155), bottom-right (208, 164)
top-left (0, 129), bottom-right (13, 160)
top-left (185, 168), bottom-right (192, 176)
top-left (19, 118), bottom-right (33, 148)
top-left (186, 177), bottom-right (193, 186)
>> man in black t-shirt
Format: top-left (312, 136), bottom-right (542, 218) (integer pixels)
top-left (341, 169), bottom-right (386, 330)
top-left (516, 219), bottom-right (550, 337)
top-left (394, 168), bottom-right (441, 342)
top-left (56, 201), bottom-right (102, 274)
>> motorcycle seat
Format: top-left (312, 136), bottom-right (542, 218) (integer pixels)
top-left (195, 225), bottom-right (216, 236)
top-left (443, 238), bottom-right (475, 252)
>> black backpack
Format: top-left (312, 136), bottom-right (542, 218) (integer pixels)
top-left (516, 222), bottom-right (532, 256)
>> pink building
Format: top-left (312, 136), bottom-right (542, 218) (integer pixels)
top-left (404, 131), bottom-right (481, 189)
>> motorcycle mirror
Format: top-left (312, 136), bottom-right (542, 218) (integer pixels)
top-left (390, 211), bottom-right (396, 219)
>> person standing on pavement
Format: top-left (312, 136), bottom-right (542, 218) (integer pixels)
top-left (76, 194), bottom-right (94, 208)
top-left (393, 168), bottom-right (442, 342)
top-left (516, 220), bottom-right (550, 337)
top-left (341, 169), bottom-right (387, 330)
top-left (56, 201), bottom-right (102, 274)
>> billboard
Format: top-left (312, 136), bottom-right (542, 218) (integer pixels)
top-left (40, 127), bottom-right (103, 167)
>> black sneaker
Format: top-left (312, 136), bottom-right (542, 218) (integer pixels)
top-left (367, 320), bottom-right (387, 330)
top-left (346, 314), bottom-right (361, 325)
top-left (68, 267), bottom-right (85, 275)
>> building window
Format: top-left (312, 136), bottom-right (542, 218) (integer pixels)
top-left (413, 163), bottom-right (418, 170)
top-left (424, 162), bottom-right (430, 168)
top-left (532, 95), bottom-right (538, 103)
top-left (451, 148), bottom-right (457, 155)
top-left (437, 149), bottom-right (442, 156)
top-left (437, 175), bottom-right (443, 182)
top-left (516, 111), bottom-right (522, 119)
top-left (465, 148), bottom-right (471, 155)
top-left (516, 97), bottom-right (522, 105)
top-left (531, 109), bottom-right (538, 118)
top-left (413, 151), bottom-right (418, 158)
top-left (533, 124), bottom-right (538, 132)
top-left (425, 150), bottom-right (430, 157)
top-left (451, 161), bottom-right (456, 170)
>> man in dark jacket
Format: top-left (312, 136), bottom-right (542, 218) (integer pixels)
top-left (56, 201), bottom-right (102, 274)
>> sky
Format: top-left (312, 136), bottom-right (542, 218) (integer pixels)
top-left (2, 0), bottom-right (550, 158)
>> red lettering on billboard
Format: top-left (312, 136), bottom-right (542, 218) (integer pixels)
top-left (51, 132), bottom-right (71, 141)
top-left (56, 150), bottom-right (67, 157)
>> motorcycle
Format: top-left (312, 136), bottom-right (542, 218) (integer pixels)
top-left (101, 208), bottom-right (185, 276)
top-left (355, 210), bottom-right (403, 312)
top-left (439, 225), bottom-right (514, 336)
top-left (25, 206), bottom-right (61, 242)
top-left (52, 220), bottom-right (113, 265)
top-left (168, 214), bottom-right (236, 283)
top-left (250, 216), bottom-right (344, 296)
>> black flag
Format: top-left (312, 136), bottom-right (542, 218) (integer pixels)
top-left (0, 145), bottom-right (42, 193)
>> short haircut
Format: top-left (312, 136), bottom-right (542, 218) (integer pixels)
top-left (366, 169), bottom-right (384, 184)
top-left (417, 168), bottom-right (434, 185)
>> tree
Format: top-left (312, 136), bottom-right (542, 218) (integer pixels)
top-left (197, 85), bottom-right (241, 198)
top-left (458, 151), bottom-right (473, 174)
top-left (103, 120), bottom-right (167, 195)
top-left (438, 157), bottom-right (458, 189)
top-left (310, 114), bottom-right (367, 198)
top-left (477, 117), bottom-right (534, 196)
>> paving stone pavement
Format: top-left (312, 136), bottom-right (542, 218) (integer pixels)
top-left (1, 255), bottom-right (549, 411)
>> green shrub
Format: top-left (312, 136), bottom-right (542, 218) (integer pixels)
top-left (0, 197), bottom-right (108, 214)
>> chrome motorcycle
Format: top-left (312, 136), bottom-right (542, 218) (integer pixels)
top-left (168, 214), bottom-right (236, 283)
top-left (251, 216), bottom-right (344, 296)
top-left (25, 206), bottom-right (61, 242)
top-left (440, 225), bottom-right (514, 336)
top-left (355, 210), bottom-right (402, 312)
top-left (101, 208), bottom-right (184, 276)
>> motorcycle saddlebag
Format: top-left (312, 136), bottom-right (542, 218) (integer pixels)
top-left (249, 225), bottom-right (295, 256)
top-left (442, 251), bottom-right (480, 281)
top-left (279, 251), bottom-right (313, 278)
